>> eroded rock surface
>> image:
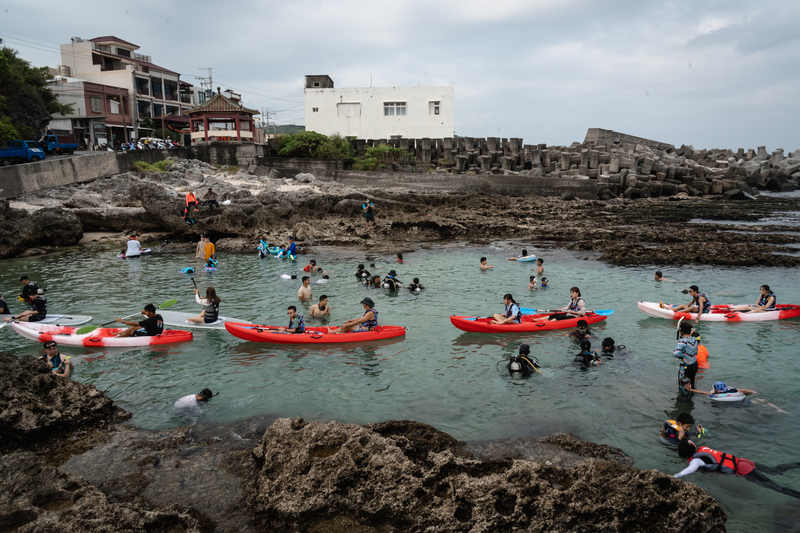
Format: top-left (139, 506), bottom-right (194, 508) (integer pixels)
top-left (245, 417), bottom-right (726, 532)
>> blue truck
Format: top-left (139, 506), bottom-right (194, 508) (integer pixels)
top-left (38, 134), bottom-right (79, 155)
top-left (0, 140), bottom-right (47, 166)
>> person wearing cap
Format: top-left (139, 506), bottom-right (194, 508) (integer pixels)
top-left (355, 264), bottom-right (371, 279)
top-left (309, 295), bottom-right (331, 317)
top-left (508, 344), bottom-right (541, 375)
top-left (298, 276), bottom-right (313, 301)
top-left (203, 187), bottom-right (219, 210)
top-left (382, 270), bottom-right (402, 290)
top-left (684, 381), bottom-right (757, 397)
top-left (332, 298), bottom-right (378, 333)
top-left (39, 340), bottom-right (72, 378)
top-left (0, 292), bottom-right (10, 315)
top-left (174, 388), bottom-right (214, 409)
top-left (4, 290), bottom-right (47, 322)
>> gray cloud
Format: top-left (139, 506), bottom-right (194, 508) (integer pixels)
top-left (1, 0), bottom-right (798, 150)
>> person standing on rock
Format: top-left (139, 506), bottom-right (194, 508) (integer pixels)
top-left (174, 388), bottom-right (214, 409)
top-left (298, 276), bottom-right (312, 301)
top-left (363, 199), bottom-right (375, 230)
top-left (203, 188), bottom-right (219, 210)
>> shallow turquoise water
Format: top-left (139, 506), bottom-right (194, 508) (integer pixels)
top-left (2, 242), bottom-right (800, 531)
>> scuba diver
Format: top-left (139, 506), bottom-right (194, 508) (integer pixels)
top-left (408, 278), bottom-right (424, 291)
top-left (355, 264), bottom-right (371, 279)
top-left (505, 344), bottom-right (542, 376)
top-left (365, 274), bottom-right (382, 287)
top-left (573, 339), bottom-right (601, 369)
top-left (601, 337), bottom-right (626, 356)
top-left (381, 270), bottom-right (403, 290)
top-left (568, 319), bottom-right (593, 339)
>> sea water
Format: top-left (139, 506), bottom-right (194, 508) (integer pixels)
top-left (2, 243), bottom-right (799, 532)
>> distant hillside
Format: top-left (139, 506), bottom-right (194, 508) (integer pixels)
top-left (273, 124), bottom-right (305, 135)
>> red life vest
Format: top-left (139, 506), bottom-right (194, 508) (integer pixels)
top-left (691, 446), bottom-right (741, 474)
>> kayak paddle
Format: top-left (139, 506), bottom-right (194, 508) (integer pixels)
top-left (521, 308), bottom-right (614, 316)
top-left (75, 299), bottom-right (178, 335)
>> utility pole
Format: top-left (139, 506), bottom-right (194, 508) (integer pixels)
top-left (118, 88), bottom-right (128, 143)
top-left (197, 67), bottom-right (213, 100)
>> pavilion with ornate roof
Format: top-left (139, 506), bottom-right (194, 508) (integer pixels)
top-left (186, 88), bottom-right (257, 143)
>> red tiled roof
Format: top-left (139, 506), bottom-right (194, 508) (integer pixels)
top-left (92, 49), bottom-right (179, 76)
top-left (90, 36), bottom-right (140, 49)
top-left (186, 92), bottom-right (257, 115)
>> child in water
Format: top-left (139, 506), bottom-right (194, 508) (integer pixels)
top-left (528, 276), bottom-right (538, 290)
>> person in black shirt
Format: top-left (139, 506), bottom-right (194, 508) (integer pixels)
top-left (4, 293), bottom-right (47, 322)
top-left (0, 292), bottom-right (10, 314)
top-left (115, 304), bottom-right (164, 337)
top-left (18, 276), bottom-right (40, 301)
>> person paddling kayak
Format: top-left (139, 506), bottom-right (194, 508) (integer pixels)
top-left (549, 287), bottom-right (586, 321)
top-left (188, 287), bottom-right (221, 324)
top-left (332, 298), bottom-right (378, 333)
top-left (115, 304), bottom-right (164, 337)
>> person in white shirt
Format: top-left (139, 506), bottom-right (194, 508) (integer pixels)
top-left (174, 388), bottom-right (214, 409)
top-left (126, 234), bottom-right (142, 258)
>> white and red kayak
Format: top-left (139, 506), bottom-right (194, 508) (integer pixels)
top-left (12, 321), bottom-right (193, 346)
top-left (638, 301), bottom-right (800, 322)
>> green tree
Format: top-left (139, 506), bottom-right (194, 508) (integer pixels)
top-left (276, 131), bottom-right (353, 159)
top-left (0, 116), bottom-right (20, 145)
top-left (0, 46), bottom-right (73, 140)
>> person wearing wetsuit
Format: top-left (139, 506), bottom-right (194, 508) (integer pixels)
top-left (258, 237), bottom-right (270, 258)
top-left (365, 274), bottom-right (382, 287)
top-left (601, 337), bottom-right (626, 356)
top-left (549, 287), bottom-right (586, 321)
top-left (674, 322), bottom-right (699, 393)
top-left (309, 295), bottom-right (331, 317)
top-left (490, 294), bottom-right (522, 325)
top-left (355, 264), bottom-right (371, 279)
top-left (5, 292), bottom-right (47, 322)
top-left (568, 320), bottom-right (592, 339)
top-left (363, 199), bottom-right (375, 230)
top-left (0, 292), bottom-right (10, 314)
top-left (189, 287), bottom-right (221, 324)
top-left (573, 339), bottom-right (600, 368)
top-left (382, 270), bottom-right (402, 290)
top-left (39, 340), bottom-right (72, 378)
top-left (280, 306), bottom-right (305, 333)
top-left (333, 297), bottom-right (378, 333)
top-left (408, 278), bottom-right (424, 291)
top-left (675, 440), bottom-right (800, 499)
top-left (507, 343), bottom-right (541, 375)
top-left (115, 304), bottom-right (164, 337)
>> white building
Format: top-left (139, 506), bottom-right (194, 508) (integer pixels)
top-left (303, 75), bottom-right (454, 140)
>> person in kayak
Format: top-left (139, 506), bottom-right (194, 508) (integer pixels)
top-left (125, 233), bottom-right (142, 258)
top-left (363, 199), bottom-right (375, 230)
top-left (309, 295), bottom-right (331, 317)
top-left (4, 291), bottom-right (47, 322)
top-left (490, 294), bottom-right (522, 325)
top-left (573, 339), bottom-right (601, 368)
top-left (188, 287), bottom-right (221, 324)
top-left (533, 258), bottom-right (544, 276)
top-left (674, 322), bottom-right (699, 393)
top-left (666, 286), bottom-right (710, 322)
top-left (40, 340), bottom-right (73, 378)
top-left (732, 284), bottom-right (777, 313)
top-left (507, 249), bottom-right (529, 260)
top-left (279, 306), bottom-right (305, 333)
top-left (355, 264), bottom-right (371, 279)
top-left (0, 292), bottom-right (10, 314)
top-left (408, 278), bottom-right (424, 291)
top-left (298, 276), bottom-right (313, 301)
top-left (480, 257), bottom-right (493, 269)
top-left (174, 388), bottom-right (214, 409)
top-left (660, 413), bottom-right (703, 444)
top-left (675, 440), bottom-right (800, 499)
top-left (333, 297), bottom-right (378, 333)
top-left (115, 304), bottom-right (163, 337)
top-left (549, 287), bottom-right (586, 321)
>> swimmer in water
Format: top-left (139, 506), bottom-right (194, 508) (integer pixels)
top-left (355, 264), bottom-right (371, 279)
top-left (600, 337), bottom-right (626, 356)
top-left (660, 413), bottom-right (703, 444)
top-left (309, 295), bottom-right (331, 317)
top-left (528, 276), bottom-right (538, 290)
top-left (573, 339), bottom-right (601, 368)
top-left (396, 252), bottom-right (404, 264)
top-left (654, 270), bottom-right (675, 282)
top-left (480, 257), bottom-right (493, 269)
top-left (507, 249), bottom-right (529, 260)
top-left (532, 257), bottom-right (544, 276)
top-left (408, 278), bottom-right (424, 291)
top-left (568, 319), bottom-right (592, 339)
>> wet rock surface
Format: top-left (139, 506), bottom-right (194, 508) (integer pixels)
top-left (245, 417), bottom-right (726, 532)
top-left (6, 157), bottom-right (799, 266)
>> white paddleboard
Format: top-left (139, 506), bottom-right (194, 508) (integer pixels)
top-left (1, 314), bottom-right (93, 329)
top-left (159, 310), bottom-right (252, 329)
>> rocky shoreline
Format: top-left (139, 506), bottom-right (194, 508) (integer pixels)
top-left (0, 157), bottom-right (798, 266)
top-left (0, 352), bottom-right (728, 532)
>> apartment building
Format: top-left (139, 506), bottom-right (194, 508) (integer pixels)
top-left (303, 75), bottom-right (454, 140)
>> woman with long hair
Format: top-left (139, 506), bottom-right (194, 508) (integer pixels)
top-left (189, 286), bottom-right (221, 324)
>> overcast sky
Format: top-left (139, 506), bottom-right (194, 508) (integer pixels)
top-left (2, 0), bottom-right (798, 151)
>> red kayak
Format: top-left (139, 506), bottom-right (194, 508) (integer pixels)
top-left (224, 321), bottom-right (406, 344)
top-left (450, 312), bottom-right (607, 333)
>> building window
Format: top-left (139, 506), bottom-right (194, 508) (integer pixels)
top-left (109, 100), bottom-right (120, 114)
top-left (90, 97), bottom-right (102, 113)
top-left (312, 107), bottom-right (319, 112)
top-left (117, 48), bottom-right (131, 58)
top-left (313, 82), bottom-right (320, 87)
top-left (154, 104), bottom-right (162, 117)
top-left (429, 101), bottom-right (440, 115)
top-left (166, 106), bottom-right (177, 115)
top-left (337, 103), bottom-right (360, 117)
top-left (152, 81), bottom-right (162, 95)
top-left (384, 102), bottom-right (406, 116)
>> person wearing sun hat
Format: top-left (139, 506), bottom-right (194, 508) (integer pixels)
top-left (332, 297), bottom-right (378, 333)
